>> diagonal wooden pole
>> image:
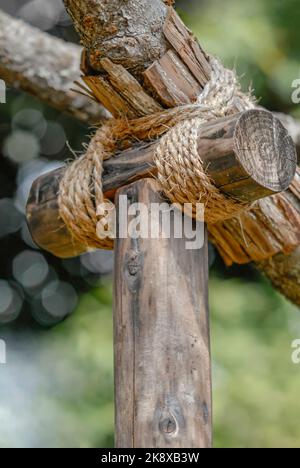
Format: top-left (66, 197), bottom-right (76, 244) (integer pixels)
top-left (113, 179), bottom-right (212, 448)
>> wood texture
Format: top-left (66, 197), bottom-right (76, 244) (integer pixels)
top-left (26, 110), bottom-right (296, 258)
top-left (144, 50), bottom-right (202, 107)
top-left (100, 58), bottom-right (163, 116)
top-left (0, 10), bottom-right (106, 124)
top-left (258, 246), bottom-right (300, 307)
top-left (114, 179), bottom-right (212, 448)
top-left (275, 113), bottom-right (300, 163)
top-left (197, 110), bottom-right (296, 202)
top-left (163, 8), bottom-right (211, 88)
top-left (209, 170), bottom-right (300, 265)
top-left (63, 0), bottom-right (168, 79)
top-left (82, 75), bottom-right (137, 119)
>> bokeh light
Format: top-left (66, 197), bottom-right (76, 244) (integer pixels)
top-left (18, 0), bottom-right (65, 31)
top-left (0, 198), bottom-right (23, 238)
top-left (0, 280), bottom-right (23, 324)
top-left (40, 121), bottom-right (66, 156)
top-left (12, 109), bottom-right (47, 139)
top-left (3, 130), bottom-right (40, 164)
top-left (81, 251), bottom-right (114, 275)
top-left (42, 281), bottom-right (78, 317)
top-left (12, 250), bottom-right (49, 290)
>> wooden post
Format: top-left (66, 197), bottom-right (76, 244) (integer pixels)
top-left (114, 178), bottom-right (212, 448)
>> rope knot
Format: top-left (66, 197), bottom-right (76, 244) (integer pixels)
top-left (58, 57), bottom-right (255, 249)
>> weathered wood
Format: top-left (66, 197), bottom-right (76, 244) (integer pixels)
top-left (275, 113), bottom-right (300, 164)
top-left (142, 6), bottom-right (213, 109)
top-left (258, 246), bottom-right (300, 307)
top-left (82, 75), bottom-right (137, 119)
top-left (144, 50), bottom-right (202, 107)
top-left (63, 0), bottom-right (169, 79)
top-left (78, 5), bottom-right (211, 117)
top-left (114, 178), bottom-right (212, 448)
top-left (0, 10), bottom-right (106, 124)
top-left (197, 110), bottom-right (296, 202)
top-left (100, 58), bottom-right (163, 116)
top-left (3, 6), bottom-right (300, 156)
top-left (163, 8), bottom-right (211, 88)
top-left (26, 110), bottom-right (296, 258)
top-left (209, 169), bottom-right (300, 265)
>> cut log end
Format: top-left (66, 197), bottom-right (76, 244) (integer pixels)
top-left (234, 110), bottom-right (297, 198)
top-left (26, 168), bottom-right (86, 258)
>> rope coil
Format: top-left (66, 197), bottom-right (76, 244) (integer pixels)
top-left (59, 57), bottom-right (255, 250)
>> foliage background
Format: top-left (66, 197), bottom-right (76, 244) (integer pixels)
top-left (0, 0), bottom-right (300, 448)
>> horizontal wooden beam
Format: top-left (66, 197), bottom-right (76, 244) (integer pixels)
top-left (26, 109), bottom-right (296, 258)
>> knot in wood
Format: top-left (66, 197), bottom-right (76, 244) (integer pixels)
top-left (159, 412), bottom-right (177, 435)
top-left (127, 251), bottom-right (142, 277)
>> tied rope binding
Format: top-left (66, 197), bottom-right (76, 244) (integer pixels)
top-left (58, 57), bottom-right (255, 250)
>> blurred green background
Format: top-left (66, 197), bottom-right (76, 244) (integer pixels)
top-left (0, 0), bottom-right (300, 448)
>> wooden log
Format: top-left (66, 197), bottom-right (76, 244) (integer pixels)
top-left (275, 113), bottom-right (300, 164)
top-left (26, 109), bottom-right (296, 258)
top-left (114, 178), bottom-right (212, 448)
top-left (63, 0), bottom-right (169, 79)
top-left (79, 6), bottom-right (212, 118)
top-left (0, 10), bottom-right (106, 124)
top-left (258, 247), bottom-right (300, 307)
top-left (208, 172), bottom-right (300, 265)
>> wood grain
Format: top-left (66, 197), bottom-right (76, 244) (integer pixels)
top-left (82, 75), bottom-right (137, 119)
top-left (144, 50), bottom-right (202, 107)
top-left (114, 179), bottom-right (212, 448)
top-left (100, 58), bottom-right (163, 116)
top-left (163, 8), bottom-right (211, 88)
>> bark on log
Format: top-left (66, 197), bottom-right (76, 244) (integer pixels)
top-left (63, 0), bottom-right (169, 79)
top-left (26, 110), bottom-right (296, 258)
top-left (208, 170), bottom-right (300, 264)
top-left (0, 10), bottom-right (106, 123)
top-left (114, 179), bottom-right (212, 448)
top-left (256, 179), bottom-right (300, 307)
top-left (258, 247), bottom-right (300, 307)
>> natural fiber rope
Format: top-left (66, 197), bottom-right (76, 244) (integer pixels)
top-left (59, 57), bottom-right (255, 250)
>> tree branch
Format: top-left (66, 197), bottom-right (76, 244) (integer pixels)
top-left (63, 0), bottom-right (168, 79)
top-left (258, 247), bottom-right (300, 307)
top-left (0, 9), bottom-right (106, 123)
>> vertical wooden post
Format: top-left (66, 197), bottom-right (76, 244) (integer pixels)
top-left (114, 178), bottom-right (212, 448)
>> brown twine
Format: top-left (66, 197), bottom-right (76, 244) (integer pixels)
top-left (59, 57), bottom-right (255, 250)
